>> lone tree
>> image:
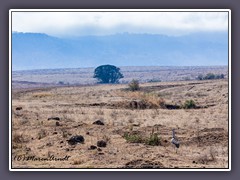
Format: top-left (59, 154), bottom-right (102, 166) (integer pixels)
top-left (93, 65), bottom-right (124, 84)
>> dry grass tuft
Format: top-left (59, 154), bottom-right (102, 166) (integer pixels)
top-left (32, 92), bottom-right (52, 98)
top-left (195, 147), bottom-right (217, 164)
top-left (13, 133), bottom-right (25, 144)
top-left (11, 78), bottom-right (228, 168)
top-left (120, 91), bottom-right (165, 109)
top-left (37, 129), bottom-right (47, 140)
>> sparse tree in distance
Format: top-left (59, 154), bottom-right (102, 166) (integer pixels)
top-left (204, 73), bottom-right (216, 80)
top-left (197, 74), bottom-right (204, 80)
top-left (93, 65), bottom-right (124, 84)
top-left (197, 73), bottom-right (225, 80)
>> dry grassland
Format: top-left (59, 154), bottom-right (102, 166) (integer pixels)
top-left (12, 79), bottom-right (229, 169)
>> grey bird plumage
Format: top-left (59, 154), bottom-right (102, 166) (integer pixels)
top-left (171, 129), bottom-right (180, 150)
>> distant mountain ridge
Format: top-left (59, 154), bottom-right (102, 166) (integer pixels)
top-left (12, 32), bottom-right (228, 70)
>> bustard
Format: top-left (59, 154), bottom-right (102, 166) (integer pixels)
top-left (171, 129), bottom-right (180, 153)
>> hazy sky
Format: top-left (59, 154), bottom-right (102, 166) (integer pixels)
top-left (12, 11), bottom-right (229, 37)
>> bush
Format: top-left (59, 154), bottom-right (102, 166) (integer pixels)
top-left (204, 73), bottom-right (216, 80)
top-left (197, 74), bottom-right (204, 80)
top-left (123, 132), bottom-right (161, 146)
top-left (128, 79), bottom-right (140, 91)
top-left (145, 133), bottom-right (161, 146)
top-left (183, 99), bottom-right (196, 109)
top-left (123, 132), bottom-right (143, 143)
top-left (197, 73), bottom-right (225, 80)
top-left (215, 74), bottom-right (224, 79)
top-left (148, 79), bottom-right (161, 83)
top-left (120, 91), bottom-right (165, 109)
top-left (57, 81), bottom-right (65, 85)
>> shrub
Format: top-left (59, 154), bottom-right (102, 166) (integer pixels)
top-left (123, 132), bottom-right (143, 143)
top-left (215, 74), bottom-right (224, 79)
top-left (13, 133), bottom-right (24, 143)
top-left (57, 81), bottom-right (65, 85)
top-left (204, 73), bottom-right (216, 80)
top-left (197, 73), bottom-right (225, 80)
top-left (197, 74), bottom-right (204, 80)
top-left (123, 132), bottom-right (161, 146)
top-left (183, 99), bottom-right (196, 109)
top-left (148, 79), bottom-right (161, 83)
top-left (128, 79), bottom-right (140, 91)
top-left (145, 133), bottom-right (161, 146)
top-left (124, 91), bottom-right (165, 109)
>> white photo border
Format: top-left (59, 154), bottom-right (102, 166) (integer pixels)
top-left (9, 9), bottom-right (231, 171)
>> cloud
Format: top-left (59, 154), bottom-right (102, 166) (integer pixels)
top-left (12, 11), bottom-right (229, 37)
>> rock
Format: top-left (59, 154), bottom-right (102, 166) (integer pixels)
top-left (56, 122), bottom-right (60, 126)
top-left (97, 148), bottom-right (102, 151)
top-left (93, 120), bottom-right (104, 125)
top-left (132, 123), bottom-right (140, 127)
top-left (53, 132), bottom-right (58, 135)
top-left (48, 117), bottom-right (60, 121)
top-left (25, 147), bottom-right (31, 152)
top-left (60, 141), bottom-right (64, 144)
top-left (97, 140), bottom-right (107, 147)
top-left (88, 145), bottom-right (97, 150)
top-left (16, 107), bottom-right (22, 111)
top-left (86, 132), bottom-right (90, 135)
top-left (46, 142), bottom-right (52, 146)
top-left (67, 135), bottom-right (85, 145)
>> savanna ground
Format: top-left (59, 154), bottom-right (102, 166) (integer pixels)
top-left (11, 76), bottom-right (229, 169)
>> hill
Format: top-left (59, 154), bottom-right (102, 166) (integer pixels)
top-left (12, 32), bottom-right (228, 70)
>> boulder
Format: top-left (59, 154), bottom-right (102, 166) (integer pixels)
top-left (55, 122), bottom-right (60, 126)
top-left (67, 135), bottom-right (85, 145)
top-left (88, 145), bottom-right (97, 150)
top-left (16, 107), bottom-right (22, 111)
top-left (93, 120), bottom-right (104, 125)
top-left (97, 140), bottom-right (107, 147)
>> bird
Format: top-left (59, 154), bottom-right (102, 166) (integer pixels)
top-left (171, 129), bottom-right (180, 153)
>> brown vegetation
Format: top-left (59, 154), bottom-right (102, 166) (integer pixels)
top-left (11, 79), bottom-right (229, 168)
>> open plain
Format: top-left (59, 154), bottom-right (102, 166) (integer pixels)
top-left (12, 73), bottom-right (229, 168)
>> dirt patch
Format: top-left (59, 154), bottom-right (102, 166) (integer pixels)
top-left (191, 133), bottom-right (227, 146)
top-left (74, 101), bottom-right (215, 110)
top-left (12, 79), bottom-right (229, 169)
top-left (139, 84), bottom-right (184, 93)
top-left (184, 128), bottom-right (228, 146)
top-left (123, 159), bottom-right (165, 168)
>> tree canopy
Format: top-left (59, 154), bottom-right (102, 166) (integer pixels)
top-left (93, 65), bottom-right (124, 84)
